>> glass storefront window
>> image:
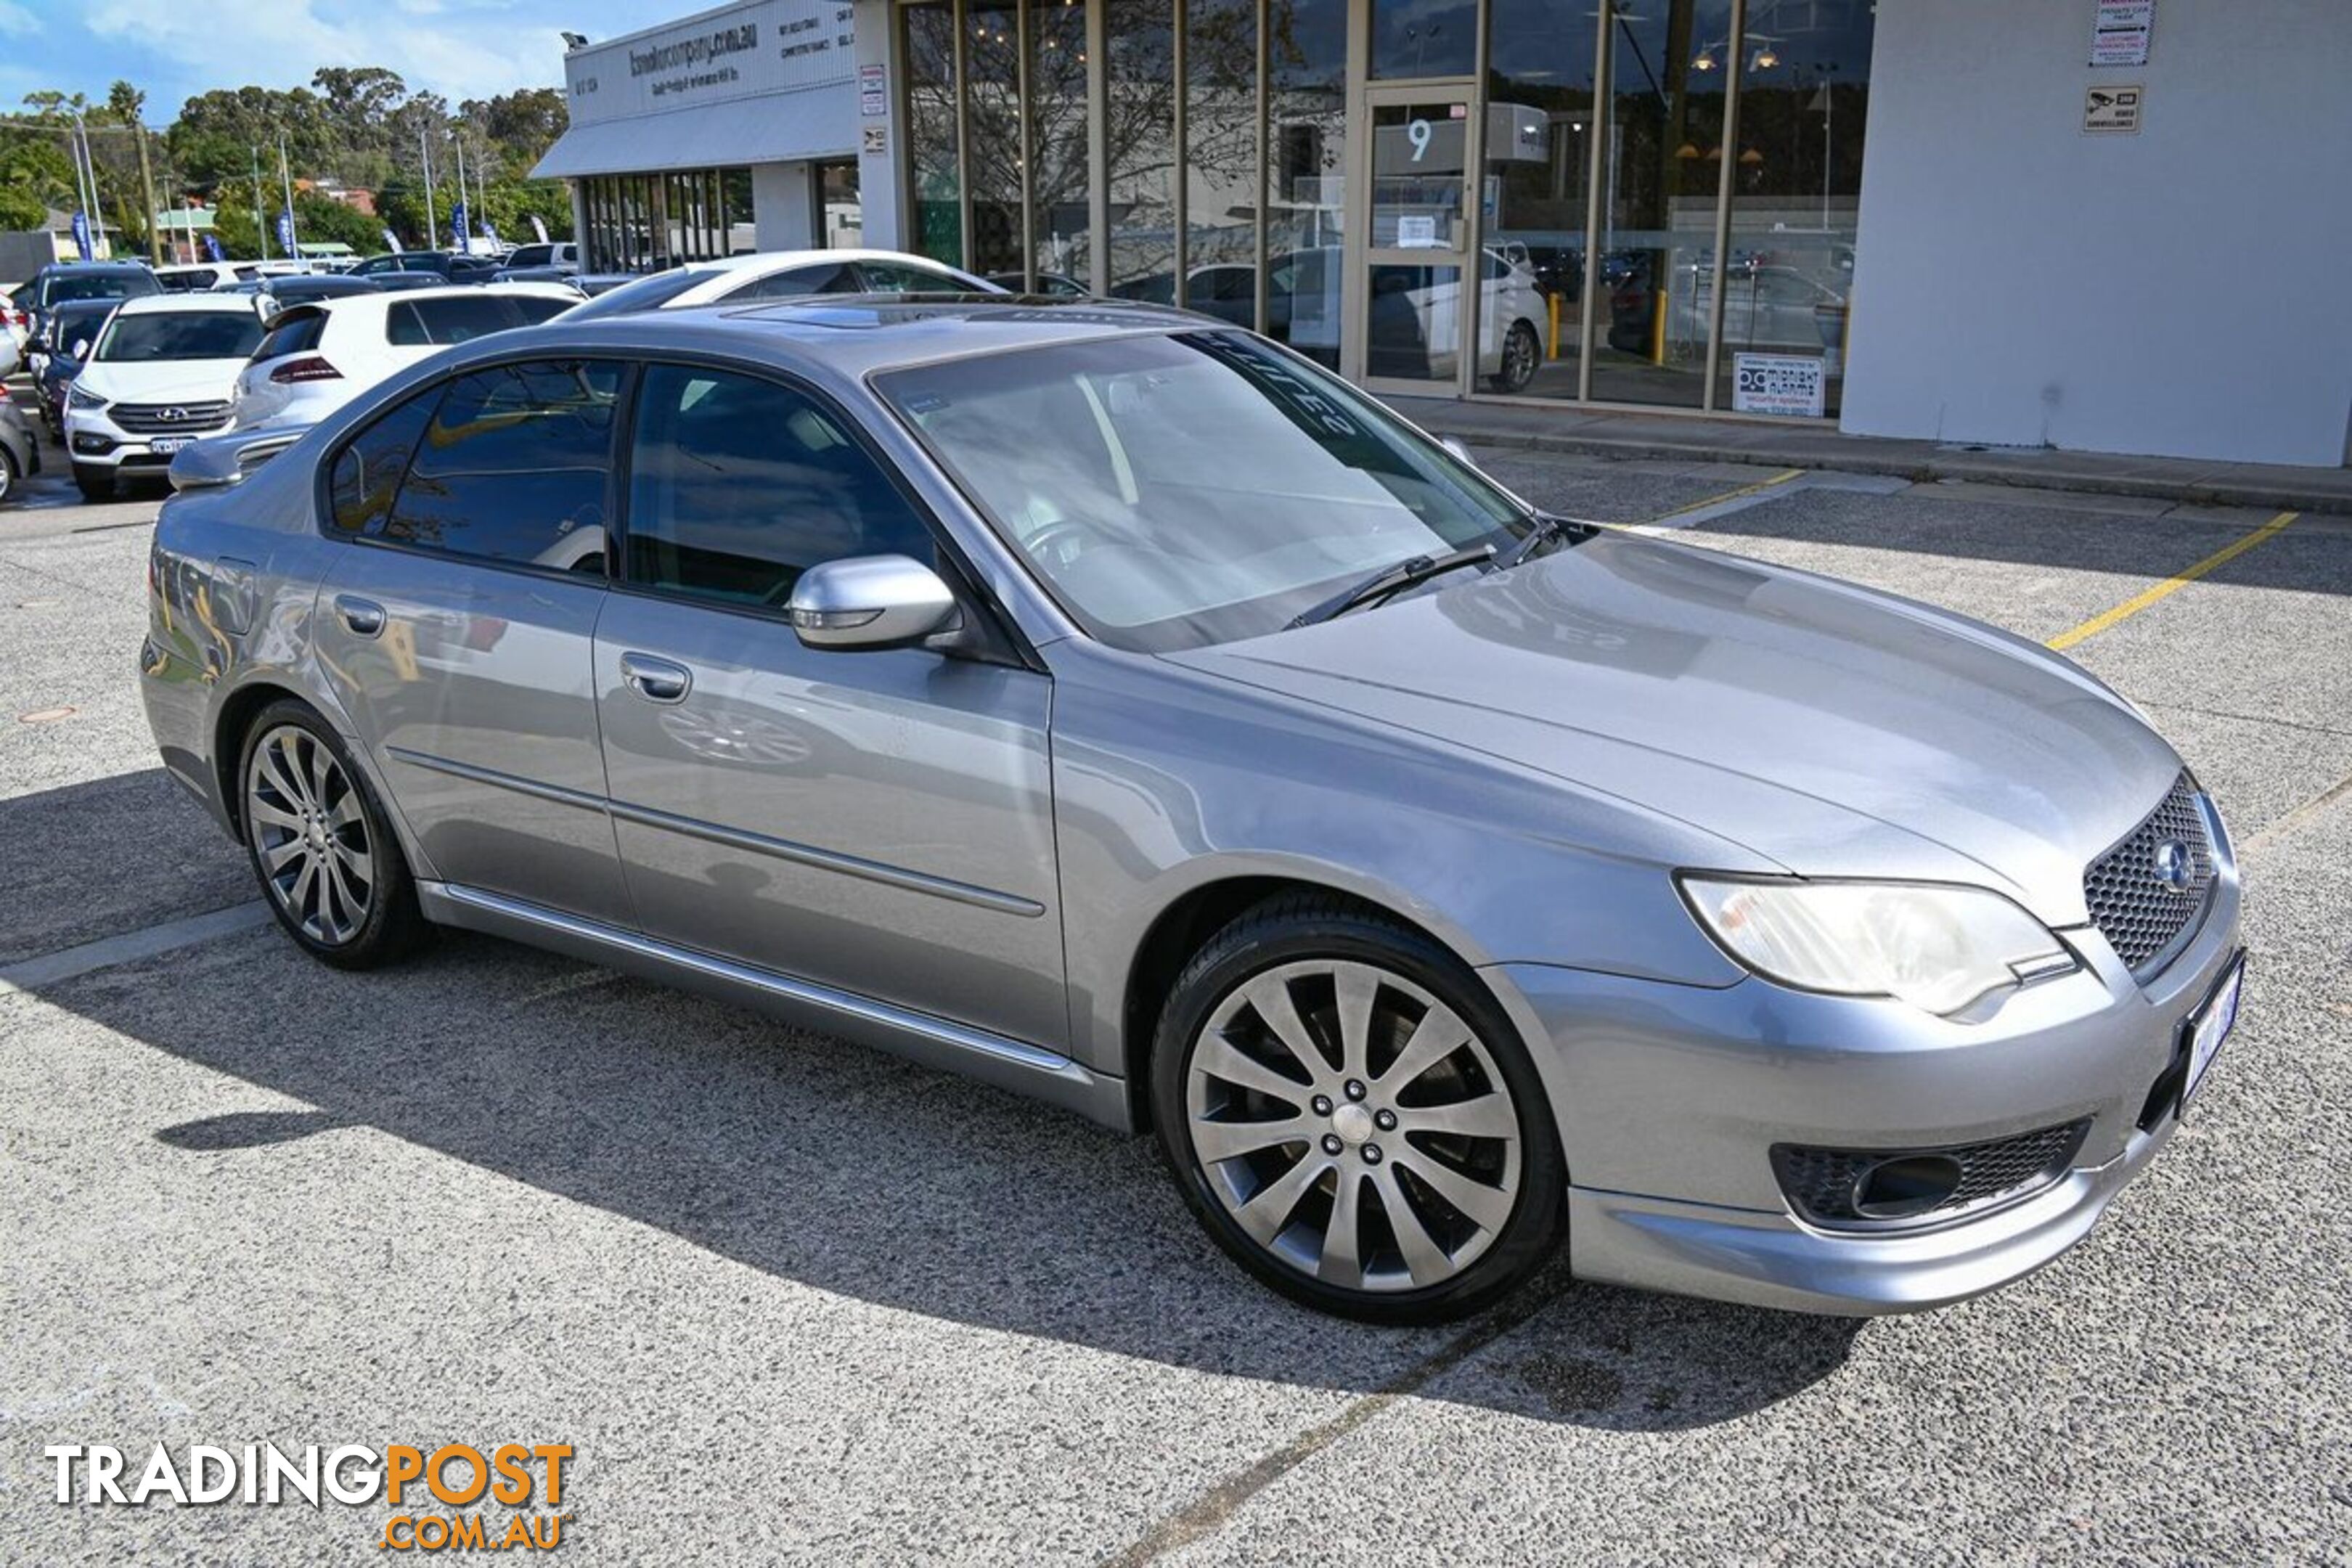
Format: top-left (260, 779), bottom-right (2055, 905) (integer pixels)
top-left (1027, 0), bottom-right (1092, 287)
top-left (1369, 0), bottom-right (1477, 81)
top-left (1481, 0), bottom-right (1598, 399)
top-left (902, 1), bottom-right (963, 266)
top-left (966, 0), bottom-right (1024, 275)
top-left (1182, 0), bottom-right (1259, 295)
top-left (578, 167), bottom-right (749, 273)
top-left (1104, 0), bottom-right (1176, 297)
top-left (1267, 0), bottom-right (1347, 361)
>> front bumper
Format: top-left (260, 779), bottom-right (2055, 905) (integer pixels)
top-left (1493, 866), bottom-right (2242, 1315)
top-left (66, 409), bottom-right (230, 474)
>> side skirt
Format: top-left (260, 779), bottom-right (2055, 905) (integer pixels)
top-left (417, 881), bottom-right (1133, 1132)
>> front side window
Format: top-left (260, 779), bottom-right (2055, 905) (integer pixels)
top-left (380, 359), bottom-right (622, 571)
top-left (94, 310), bottom-right (265, 362)
top-left (625, 364), bottom-right (935, 608)
top-left (731, 263), bottom-right (862, 301)
top-left (857, 259), bottom-right (973, 295)
top-left (878, 330), bottom-right (1527, 651)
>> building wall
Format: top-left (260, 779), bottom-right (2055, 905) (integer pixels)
top-left (1843, 0), bottom-right (2352, 467)
top-left (753, 163), bottom-right (816, 250)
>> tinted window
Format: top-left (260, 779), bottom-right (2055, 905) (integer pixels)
top-left (327, 391), bottom-right (436, 534)
top-left (253, 311), bottom-right (327, 362)
top-left (507, 245), bottom-right (552, 268)
top-left (626, 364), bottom-right (933, 607)
top-left (560, 268), bottom-right (709, 321)
top-left (94, 311), bottom-right (265, 362)
top-left (382, 360), bottom-right (621, 571)
top-left (732, 263), bottom-right (862, 301)
top-left (44, 270), bottom-right (161, 306)
top-left (855, 260), bottom-right (967, 295)
top-left (385, 295), bottom-right (521, 346)
top-left (507, 295), bottom-right (573, 325)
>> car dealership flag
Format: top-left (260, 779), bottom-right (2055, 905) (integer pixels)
top-left (203, 234), bottom-right (226, 263)
top-left (380, 226), bottom-right (400, 254)
top-left (277, 208), bottom-right (296, 258)
top-left (529, 215), bottom-right (550, 245)
top-left (481, 217), bottom-right (500, 248)
top-left (70, 210), bottom-right (92, 261)
top-left (450, 200), bottom-right (468, 250)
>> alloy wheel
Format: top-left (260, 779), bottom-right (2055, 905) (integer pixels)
top-left (1500, 324), bottom-right (1539, 392)
top-left (246, 723), bottom-right (375, 947)
top-left (1184, 958), bottom-right (1523, 1293)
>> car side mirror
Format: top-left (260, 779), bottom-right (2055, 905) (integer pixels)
top-left (786, 554), bottom-right (958, 651)
top-left (70, 338), bottom-right (89, 361)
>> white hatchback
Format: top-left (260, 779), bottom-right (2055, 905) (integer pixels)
top-left (230, 284), bottom-right (579, 430)
top-left (558, 248), bottom-right (1003, 321)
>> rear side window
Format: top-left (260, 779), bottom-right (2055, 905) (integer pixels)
top-left (731, 263), bottom-right (862, 301)
top-left (381, 359), bottom-right (622, 571)
top-left (386, 295), bottom-right (528, 347)
top-left (507, 295), bottom-right (573, 325)
top-left (857, 260), bottom-right (963, 295)
top-left (253, 310), bottom-right (327, 362)
top-left (327, 393), bottom-right (435, 535)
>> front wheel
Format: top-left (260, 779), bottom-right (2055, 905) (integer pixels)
top-left (1151, 894), bottom-right (1566, 1323)
top-left (1490, 321), bottom-right (1542, 393)
top-left (239, 701), bottom-right (427, 969)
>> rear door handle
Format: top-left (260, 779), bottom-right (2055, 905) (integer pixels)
top-left (333, 594), bottom-right (385, 638)
top-left (618, 651), bottom-right (693, 704)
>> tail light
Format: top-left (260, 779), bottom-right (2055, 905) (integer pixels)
top-left (269, 356), bottom-right (342, 384)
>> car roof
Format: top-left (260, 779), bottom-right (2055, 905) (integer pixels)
top-left (40, 260), bottom-right (150, 274)
top-left (438, 295), bottom-right (1207, 388)
top-left (115, 293), bottom-right (264, 316)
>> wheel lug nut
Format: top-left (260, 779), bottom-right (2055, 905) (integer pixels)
top-left (1361, 1144), bottom-right (1383, 1164)
top-left (1311, 1095), bottom-right (1334, 1116)
top-left (1344, 1079), bottom-right (1366, 1101)
top-left (1320, 1134), bottom-right (1344, 1156)
top-left (1374, 1109), bottom-right (1397, 1132)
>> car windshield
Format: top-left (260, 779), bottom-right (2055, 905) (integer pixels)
top-left (559, 269), bottom-right (709, 320)
top-left (94, 311), bottom-right (267, 362)
top-left (46, 271), bottom-right (158, 305)
top-left (877, 330), bottom-right (1532, 652)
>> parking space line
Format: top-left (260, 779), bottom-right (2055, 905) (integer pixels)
top-left (1639, 467), bottom-right (1806, 529)
top-left (2046, 510), bottom-right (2298, 651)
top-left (0, 902), bottom-right (270, 995)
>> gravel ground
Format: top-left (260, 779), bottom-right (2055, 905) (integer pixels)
top-left (2, 412), bottom-right (2347, 1564)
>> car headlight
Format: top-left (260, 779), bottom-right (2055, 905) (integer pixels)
top-left (1678, 875), bottom-right (2076, 1016)
top-left (67, 383), bottom-right (109, 413)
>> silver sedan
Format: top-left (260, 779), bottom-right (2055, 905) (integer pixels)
top-left (140, 298), bottom-right (2243, 1323)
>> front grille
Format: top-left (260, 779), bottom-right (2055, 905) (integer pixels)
top-left (2085, 774), bottom-right (2216, 976)
top-left (1772, 1119), bottom-right (2092, 1230)
top-left (111, 401), bottom-right (231, 436)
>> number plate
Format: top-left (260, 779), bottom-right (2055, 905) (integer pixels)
top-left (148, 436), bottom-right (192, 455)
top-left (2182, 953), bottom-right (2245, 1106)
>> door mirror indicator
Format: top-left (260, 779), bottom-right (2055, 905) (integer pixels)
top-left (787, 554), bottom-right (959, 651)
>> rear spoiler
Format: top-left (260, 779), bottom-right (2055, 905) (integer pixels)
top-left (168, 422), bottom-right (319, 491)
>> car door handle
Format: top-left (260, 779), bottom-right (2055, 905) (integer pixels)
top-left (333, 594), bottom-right (386, 638)
top-left (618, 652), bottom-right (693, 704)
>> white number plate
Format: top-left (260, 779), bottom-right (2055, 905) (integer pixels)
top-left (148, 436), bottom-right (192, 455)
top-left (2183, 956), bottom-right (2244, 1106)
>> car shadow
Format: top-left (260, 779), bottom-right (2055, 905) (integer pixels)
top-left (4, 772), bottom-right (1861, 1432)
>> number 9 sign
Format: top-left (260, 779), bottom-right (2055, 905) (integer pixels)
top-left (1407, 118), bottom-right (1432, 163)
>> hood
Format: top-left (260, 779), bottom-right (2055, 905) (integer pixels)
top-left (1165, 534), bottom-right (2179, 926)
top-left (80, 359), bottom-right (248, 406)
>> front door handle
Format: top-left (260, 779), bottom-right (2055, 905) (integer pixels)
top-left (618, 651), bottom-right (693, 704)
top-left (333, 594), bottom-right (386, 638)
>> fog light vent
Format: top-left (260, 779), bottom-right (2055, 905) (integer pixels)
top-left (1771, 1119), bottom-right (2091, 1231)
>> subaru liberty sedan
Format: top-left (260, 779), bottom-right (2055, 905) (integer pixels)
top-left (141, 298), bottom-right (2243, 1323)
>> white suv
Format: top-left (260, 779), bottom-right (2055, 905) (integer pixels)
top-left (230, 283), bottom-right (579, 429)
top-left (64, 295), bottom-right (265, 501)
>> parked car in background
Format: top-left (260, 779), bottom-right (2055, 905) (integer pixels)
top-left (501, 240), bottom-right (580, 272)
top-left (2, 290), bottom-right (31, 354)
top-left (22, 260), bottom-right (163, 351)
top-left (559, 249), bottom-right (1001, 320)
top-left (62, 294), bottom-right (265, 500)
top-left (155, 261), bottom-right (248, 292)
top-left (30, 299), bottom-right (123, 438)
top-left (348, 250), bottom-right (502, 283)
top-left (489, 264), bottom-right (589, 291)
top-left (989, 271), bottom-right (1092, 298)
top-left (1664, 264), bottom-right (1849, 356)
top-left (139, 297), bottom-right (2242, 1324)
top-left (0, 396), bottom-right (36, 505)
top-left (247, 275), bottom-right (384, 313)
top-left (230, 283), bottom-right (579, 429)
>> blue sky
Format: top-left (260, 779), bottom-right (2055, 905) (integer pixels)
top-left (0, 0), bottom-right (656, 121)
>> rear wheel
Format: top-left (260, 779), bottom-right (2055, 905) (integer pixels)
top-left (1151, 894), bottom-right (1566, 1323)
top-left (238, 700), bottom-right (426, 969)
top-left (0, 446), bottom-right (17, 504)
top-left (72, 462), bottom-right (113, 503)
top-left (1490, 320), bottom-right (1542, 393)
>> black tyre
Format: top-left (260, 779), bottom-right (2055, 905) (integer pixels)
top-left (1490, 320), bottom-right (1542, 393)
top-left (237, 699), bottom-right (428, 969)
top-left (1151, 892), bottom-right (1567, 1324)
top-left (0, 446), bottom-right (17, 505)
top-left (72, 462), bottom-right (113, 503)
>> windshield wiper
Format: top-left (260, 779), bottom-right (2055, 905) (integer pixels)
top-left (1494, 511), bottom-right (1594, 571)
top-left (1287, 543), bottom-right (1495, 629)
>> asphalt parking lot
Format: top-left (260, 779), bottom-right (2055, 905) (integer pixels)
top-left (3, 401), bottom-right (2349, 1564)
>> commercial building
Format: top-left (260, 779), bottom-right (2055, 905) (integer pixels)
top-left (542, 0), bottom-right (2352, 470)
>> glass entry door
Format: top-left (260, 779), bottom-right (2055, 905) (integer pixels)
top-left (1356, 89), bottom-right (1478, 393)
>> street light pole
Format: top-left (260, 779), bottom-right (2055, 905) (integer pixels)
top-left (421, 130), bottom-right (438, 252)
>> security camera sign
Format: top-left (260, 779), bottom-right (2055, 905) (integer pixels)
top-left (2083, 84), bottom-right (2144, 134)
top-left (1733, 354), bottom-right (1827, 418)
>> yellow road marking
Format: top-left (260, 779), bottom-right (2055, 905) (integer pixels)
top-left (2046, 510), bottom-right (2298, 651)
top-left (1644, 467), bottom-right (1805, 526)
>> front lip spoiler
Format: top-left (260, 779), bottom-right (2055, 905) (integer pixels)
top-left (1565, 1115), bottom-right (2179, 1316)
